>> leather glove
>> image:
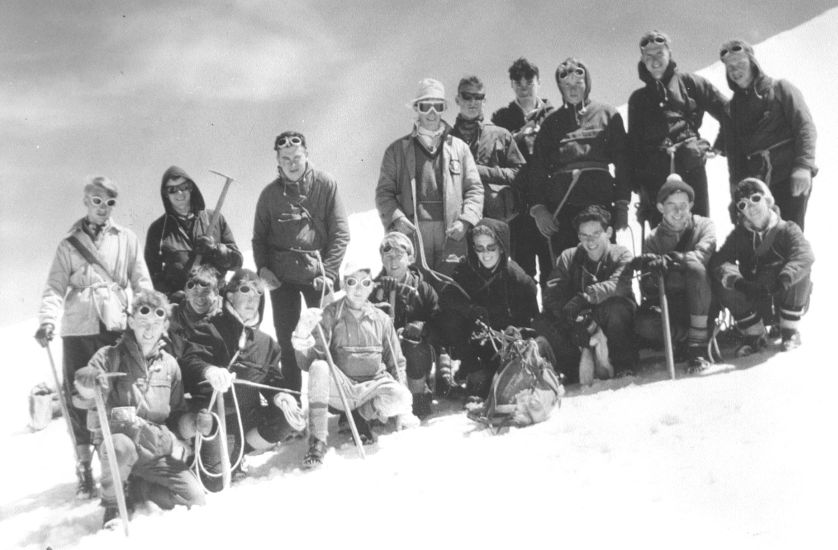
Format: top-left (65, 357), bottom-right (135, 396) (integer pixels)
top-left (312, 276), bottom-right (333, 293)
top-left (402, 321), bottom-right (424, 342)
top-left (74, 366), bottom-right (104, 399)
top-left (194, 235), bottom-right (218, 255)
top-left (733, 278), bottom-right (765, 302)
top-left (294, 308), bottom-right (323, 338)
top-left (530, 204), bottom-right (559, 237)
top-left (378, 276), bottom-right (399, 295)
top-left (259, 267), bottom-right (282, 291)
top-left (666, 251), bottom-right (687, 271)
top-left (647, 255), bottom-right (671, 275)
top-left (613, 200), bottom-right (629, 231)
top-left (34, 323), bottom-right (54, 348)
top-left (392, 217), bottom-right (417, 236)
top-left (561, 294), bottom-right (589, 326)
top-left (790, 167), bottom-right (812, 197)
top-left (196, 408), bottom-right (213, 436)
top-left (204, 366), bottom-right (234, 393)
top-left (630, 253), bottom-right (658, 271)
top-left (469, 305), bottom-right (489, 324)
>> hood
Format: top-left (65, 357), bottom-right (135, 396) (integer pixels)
top-left (160, 165), bottom-right (205, 215)
top-left (466, 218), bottom-right (511, 270)
top-left (720, 39), bottom-right (765, 93)
top-left (637, 59), bottom-right (677, 86)
top-left (554, 57), bottom-right (592, 104)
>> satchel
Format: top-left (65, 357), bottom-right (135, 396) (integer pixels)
top-left (67, 235), bottom-right (129, 331)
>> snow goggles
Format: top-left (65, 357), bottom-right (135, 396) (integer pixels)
top-left (558, 67), bottom-right (585, 80)
top-left (275, 135), bottom-right (304, 149)
top-left (186, 279), bottom-right (215, 291)
top-left (233, 284), bottom-right (263, 296)
top-left (381, 243), bottom-right (409, 258)
top-left (133, 305), bottom-right (167, 321)
top-left (345, 276), bottom-right (373, 288)
top-left (720, 44), bottom-right (745, 60)
top-left (736, 193), bottom-right (764, 211)
top-left (166, 181), bottom-right (193, 195)
top-left (640, 35), bottom-right (667, 49)
top-left (416, 101), bottom-right (446, 114)
top-left (89, 196), bottom-right (117, 207)
top-left (459, 91), bottom-right (485, 101)
top-left (474, 244), bottom-right (499, 253)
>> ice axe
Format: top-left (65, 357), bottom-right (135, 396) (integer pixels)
top-left (658, 271), bottom-right (676, 380)
top-left (91, 372), bottom-right (130, 537)
top-left (44, 343), bottom-right (80, 462)
top-left (192, 170), bottom-right (238, 266)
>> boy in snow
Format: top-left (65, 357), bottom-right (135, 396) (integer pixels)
top-left (74, 290), bottom-right (206, 529)
top-left (167, 265), bottom-right (222, 359)
top-left (710, 178), bottom-right (814, 355)
top-left (35, 175), bottom-right (152, 499)
top-left (370, 232), bottom-right (441, 418)
top-left (534, 205), bottom-right (636, 384)
top-left (293, 260), bottom-right (419, 469)
top-left (145, 165), bottom-right (243, 300)
top-left (632, 175), bottom-right (717, 372)
top-left (180, 269), bottom-right (305, 491)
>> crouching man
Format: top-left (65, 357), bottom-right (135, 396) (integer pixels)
top-left (633, 175), bottom-right (716, 371)
top-left (74, 290), bottom-right (205, 530)
top-left (533, 206), bottom-right (637, 384)
top-left (292, 260), bottom-right (420, 469)
top-left (710, 178), bottom-right (814, 355)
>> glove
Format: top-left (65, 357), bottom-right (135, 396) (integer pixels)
top-left (196, 408), bottom-right (213, 436)
top-left (789, 167), bottom-right (812, 197)
top-left (194, 235), bottom-right (218, 255)
top-left (530, 204), bottom-right (559, 237)
top-left (259, 267), bottom-right (282, 291)
top-left (613, 200), bottom-right (629, 231)
top-left (402, 321), bottom-right (424, 342)
top-left (571, 313), bottom-right (595, 349)
top-left (770, 274), bottom-right (793, 295)
top-left (204, 366), bottom-right (234, 393)
top-left (392, 217), bottom-right (417, 235)
top-left (630, 253), bottom-right (658, 271)
top-left (561, 294), bottom-right (589, 326)
top-left (733, 278), bottom-right (765, 302)
top-left (378, 276), bottom-right (399, 295)
top-left (294, 308), bottom-right (323, 338)
top-left (666, 251), bottom-right (687, 271)
top-left (397, 283), bottom-right (420, 307)
top-left (34, 323), bottom-right (54, 348)
top-left (647, 255), bottom-right (671, 275)
top-left (469, 305), bottom-right (489, 324)
top-left (312, 276), bottom-right (333, 293)
top-left (135, 422), bottom-right (174, 458)
top-left (73, 365), bottom-right (105, 400)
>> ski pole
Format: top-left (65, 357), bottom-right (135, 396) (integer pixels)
top-left (658, 270), bottom-right (676, 380)
top-left (92, 374), bottom-right (130, 537)
top-left (44, 343), bottom-right (80, 461)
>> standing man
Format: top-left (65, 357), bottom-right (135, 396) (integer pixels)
top-left (492, 57), bottom-right (555, 288)
top-left (450, 75), bottom-right (525, 223)
top-left (35, 176), bottom-right (152, 498)
top-left (720, 39), bottom-right (817, 230)
top-left (145, 166), bottom-right (243, 301)
top-left (529, 58), bottom-right (631, 261)
top-left (253, 131), bottom-right (350, 392)
top-left (376, 78), bottom-right (483, 275)
top-left (628, 31), bottom-right (729, 228)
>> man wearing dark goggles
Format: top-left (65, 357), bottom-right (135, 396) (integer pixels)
top-left (627, 30), bottom-right (728, 228)
top-left (167, 266), bottom-right (222, 357)
top-left (711, 178), bottom-right (814, 356)
top-left (719, 38), bottom-right (817, 230)
top-left (376, 77), bottom-right (483, 275)
top-left (451, 75), bottom-right (525, 225)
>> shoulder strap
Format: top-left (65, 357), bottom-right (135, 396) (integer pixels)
top-left (66, 235), bottom-right (116, 284)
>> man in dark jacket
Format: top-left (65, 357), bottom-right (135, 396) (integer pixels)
top-left (529, 58), bottom-right (631, 262)
top-left (534, 206), bottom-right (636, 384)
top-left (167, 265), bottom-right (222, 359)
top-left (720, 39), bottom-right (817, 230)
top-left (439, 218), bottom-right (539, 400)
top-left (710, 178), bottom-right (813, 355)
top-left (451, 75), bottom-right (525, 223)
top-left (492, 57), bottom-right (555, 288)
top-left (180, 269), bottom-right (305, 491)
top-left (253, 131), bottom-right (350, 393)
top-left (145, 166), bottom-right (243, 300)
top-left (628, 31), bottom-right (729, 227)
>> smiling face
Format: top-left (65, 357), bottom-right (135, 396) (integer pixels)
top-left (165, 176), bottom-right (192, 216)
top-left (473, 233), bottom-right (500, 270)
top-left (128, 310), bottom-right (168, 357)
top-left (642, 45), bottom-right (670, 80)
top-left (577, 220), bottom-right (612, 262)
top-left (415, 100), bottom-right (446, 132)
top-left (724, 52), bottom-right (754, 89)
top-left (344, 270), bottom-right (374, 309)
top-left (511, 76), bottom-right (539, 102)
top-left (381, 246), bottom-right (411, 280)
top-left (185, 278), bottom-right (219, 316)
top-left (455, 83), bottom-right (485, 120)
top-left (657, 191), bottom-right (693, 230)
top-left (277, 144), bottom-right (309, 182)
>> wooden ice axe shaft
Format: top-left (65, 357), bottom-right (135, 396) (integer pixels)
top-left (193, 170), bottom-right (237, 266)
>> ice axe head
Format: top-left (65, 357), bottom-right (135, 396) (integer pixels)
top-left (208, 169), bottom-right (235, 185)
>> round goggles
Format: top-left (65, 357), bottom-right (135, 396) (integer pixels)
top-left (640, 35), bottom-right (667, 49)
top-left (345, 276), bottom-right (373, 289)
top-left (233, 284), bottom-right (263, 296)
top-left (165, 181), bottom-right (193, 195)
top-left (186, 279), bottom-right (215, 291)
top-left (736, 193), bottom-right (764, 211)
top-left (134, 305), bottom-right (167, 320)
top-left (558, 67), bottom-right (585, 80)
top-left (90, 196), bottom-right (117, 207)
top-left (720, 44), bottom-right (745, 60)
top-left (416, 101), bottom-right (446, 114)
top-left (275, 135), bottom-right (304, 149)
top-left (381, 243), bottom-right (409, 258)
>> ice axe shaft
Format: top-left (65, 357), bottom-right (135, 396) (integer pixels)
top-left (44, 343), bottom-right (80, 459)
top-left (193, 170), bottom-right (237, 266)
top-left (658, 272), bottom-right (676, 380)
top-left (547, 169), bottom-right (582, 262)
top-left (92, 381), bottom-right (130, 537)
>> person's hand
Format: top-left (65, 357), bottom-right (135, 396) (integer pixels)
top-left (397, 283), bottom-right (419, 307)
top-left (312, 276), bottom-right (333, 293)
top-left (204, 366), bottom-right (234, 393)
top-left (295, 308), bottom-right (323, 338)
top-left (769, 274), bottom-right (793, 295)
top-left (259, 267), bottom-right (282, 291)
top-left (34, 323), bottom-right (54, 348)
top-left (469, 305), bottom-right (489, 324)
top-left (530, 204), bottom-right (559, 237)
top-left (74, 366), bottom-right (103, 399)
top-left (630, 253), bottom-right (658, 271)
top-left (561, 294), bottom-right (589, 326)
top-left (613, 200), bottom-right (629, 231)
top-left (733, 278), bottom-right (765, 302)
top-left (790, 167), bottom-right (812, 197)
top-left (194, 235), bottom-right (217, 255)
top-left (196, 409), bottom-right (213, 436)
top-left (377, 276), bottom-right (398, 295)
top-left (392, 217), bottom-right (417, 236)
top-left (446, 220), bottom-right (468, 241)
top-left (402, 321), bottom-right (424, 342)
top-left (647, 255), bottom-right (671, 274)
top-left (666, 251), bottom-right (687, 271)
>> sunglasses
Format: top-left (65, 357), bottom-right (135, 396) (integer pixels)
top-left (275, 135), bottom-right (304, 149)
top-left (135, 305), bottom-right (166, 319)
top-left (234, 284), bottom-right (264, 296)
top-left (474, 244), bottom-right (499, 253)
top-left (736, 193), bottom-right (764, 211)
top-left (166, 181), bottom-right (193, 195)
top-left (186, 279), bottom-right (214, 291)
top-left (89, 196), bottom-right (117, 207)
top-left (720, 44), bottom-right (745, 59)
top-left (558, 67), bottom-right (585, 80)
top-left (640, 35), bottom-right (667, 48)
top-left (345, 276), bottom-right (373, 288)
top-left (459, 91), bottom-right (485, 101)
top-left (416, 101), bottom-right (446, 114)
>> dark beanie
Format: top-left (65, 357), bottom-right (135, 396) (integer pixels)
top-left (656, 174), bottom-right (694, 203)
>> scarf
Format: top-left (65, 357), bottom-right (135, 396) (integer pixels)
top-left (455, 115), bottom-right (483, 146)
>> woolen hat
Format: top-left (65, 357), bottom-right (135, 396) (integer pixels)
top-left (413, 78), bottom-right (446, 104)
top-left (656, 173), bottom-right (694, 203)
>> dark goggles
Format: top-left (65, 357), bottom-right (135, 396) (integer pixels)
top-left (640, 35), bottom-right (667, 48)
top-left (234, 284), bottom-right (263, 296)
top-left (345, 276), bottom-right (373, 288)
top-left (135, 305), bottom-right (166, 319)
top-left (736, 193), bottom-right (764, 211)
top-left (275, 135), bottom-right (304, 149)
top-left (90, 196), bottom-right (117, 207)
top-left (416, 101), bottom-right (446, 114)
top-left (459, 91), bottom-right (485, 101)
top-left (186, 279), bottom-right (214, 291)
top-left (381, 243), bottom-right (409, 256)
top-left (720, 44), bottom-right (745, 59)
top-left (558, 67), bottom-right (585, 80)
top-left (166, 181), bottom-right (193, 195)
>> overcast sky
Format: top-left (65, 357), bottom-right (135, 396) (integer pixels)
top-left (2, 0), bottom-right (835, 325)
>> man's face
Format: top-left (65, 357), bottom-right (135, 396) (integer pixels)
top-left (511, 76), bottom-right (539, 101)
top-left (128, 306), bottom-right (168, 355)
top-left (277, 145), bottom-right (309, 182)
top-left (642, 46), bottom-right (670, 80)
top-left (577, 220), bottom-right (611, 261)
top-left (724, 53), bottom-right (754, 89)
top-left (165, 176), bottom-right (192, 216)
top-left (473, 233), bottom-right (500, 270)
top-left (558, 65), bottom-right (587, 106)
top-left (738, 192), bottom-right (770, 226)
top-left (381, 245), bottom-right (411, 280)
top-left (344, 270), bottom-right (374, 308)
top-left (227, 281), bottom-right (263, 323)
top-left (657, 191), bottom-right (693, 230)
top-left (185, 278), bottom-right (218, 316)
top-left (415, 100), bottom-right (445, 131)
top-left (83, 190), bottom-right (116, 225)
top-left (455, 83), bottom-right (485, 120)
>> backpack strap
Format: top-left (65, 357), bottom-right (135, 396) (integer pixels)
top-left (66, 234), bottom-right (118, 285)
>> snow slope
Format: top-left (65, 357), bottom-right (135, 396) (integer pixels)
top-left (2, 9), bottom-right (838, 550)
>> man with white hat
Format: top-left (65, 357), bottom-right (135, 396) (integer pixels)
top-left (375, 78), bottom-right (483, 275)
